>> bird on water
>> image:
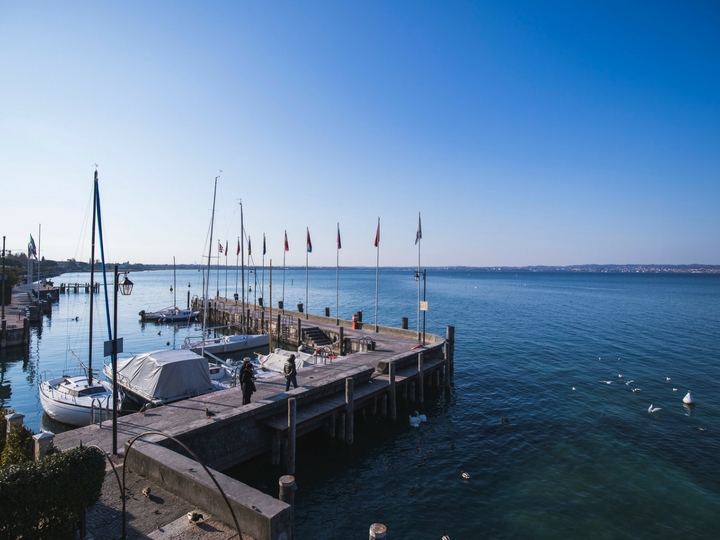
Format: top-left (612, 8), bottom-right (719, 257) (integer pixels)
top-left (461, 471), bottom-right (471, 480)
top-left (648, 404), bottom-right (662, 414)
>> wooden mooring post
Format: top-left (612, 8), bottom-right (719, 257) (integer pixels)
top-left (417, 352), bottom-right (424, 403)
top-left (287, 397), bottom-right (296, 475)
top-left (389, 362), bottom-right (396, 420)
top-left (369, 523), bottom-right (387, 539)
top-left (345, 377), bottom-right (354, 444)
top-left (445, 325), bottom-right (455, 387)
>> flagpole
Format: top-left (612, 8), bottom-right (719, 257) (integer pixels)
top-left (305, 227), bottom-right (309, 320)
top-left (282, 231), bottom-right (287, 312)
top-left (262, 233), bottom-right (266, 309)
top-left (216, 239), bottom-right (220, 299)
top-left (38, 224), bottom-right (41, 286)
top-left (417, 212), bottom-right (421, 342)
top-left (336, 222), bottom-right (339, 325)
top-left (241, 204), bottom-right (245, 334)
top-left (269, 260), bottom-right (273, 348)
top-left (235, 236), bottom-right (239, 301)
top-left (375, 217), bottom-right (380, 332)
top-left (224, 241), bottom-right (228, 299)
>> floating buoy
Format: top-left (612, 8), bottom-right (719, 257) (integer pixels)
top-left (683, 391), bottom-right (694, 405)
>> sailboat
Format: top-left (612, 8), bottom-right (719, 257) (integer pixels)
top-left (39, 171), bottom-right (120, 427)
top-left (181, 196), bottom-right (269, 356)
top-left (139, 257), bottom-right (199, 322)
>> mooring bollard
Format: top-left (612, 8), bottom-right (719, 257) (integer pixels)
top-left (369, 523), bottom-right (387, 539)
top-left (279, 475), bottom-right (295, 506)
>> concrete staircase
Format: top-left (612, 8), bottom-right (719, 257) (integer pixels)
top-left (302, 326), bottom-right (332, 347)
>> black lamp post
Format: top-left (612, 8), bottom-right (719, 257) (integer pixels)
top-left (112, 265), bottom-right (133, 455)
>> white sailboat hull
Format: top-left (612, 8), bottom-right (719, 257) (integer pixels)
top-left (184, 333), bottom-right (270, 354)
top-left (39, 376), bottom-right (117, 427)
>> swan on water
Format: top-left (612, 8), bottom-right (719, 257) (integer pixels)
top-left (413, 411), bottom-right (427, 422)
top-left (409, 415), bottom-right (421, 428)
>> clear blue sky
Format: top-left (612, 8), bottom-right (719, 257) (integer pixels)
top-left (1, 1), bottom-right (719, 266)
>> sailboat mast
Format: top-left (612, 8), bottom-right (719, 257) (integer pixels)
top-left (241, 202), bottom-right (245, 335)
top-left (202, 175), bottom-right (219, 351)
top-left (173, 256), bottom-right (177, 308)
top-left (88, 170), bottom-right (98, 386)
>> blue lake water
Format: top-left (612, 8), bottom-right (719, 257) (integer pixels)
top-left (2, 268), bottom-right (720, 538)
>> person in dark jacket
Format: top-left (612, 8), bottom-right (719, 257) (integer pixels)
top-left (284, 354), bottom-right (298, 391)
top-left (240, 360), bottom-right (256, 405)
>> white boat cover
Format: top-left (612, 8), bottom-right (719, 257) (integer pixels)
top-left (256, 348), bottom-right (315, 376)
top-left (115, 349), bottom-right (214, 403)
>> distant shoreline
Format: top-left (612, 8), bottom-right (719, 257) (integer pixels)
top-left (54, 263), bottom-right (720, 274)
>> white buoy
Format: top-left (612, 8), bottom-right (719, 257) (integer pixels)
top-left (683, 391), bottom-right (694, 405)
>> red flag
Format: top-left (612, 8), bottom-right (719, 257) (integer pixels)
top-left (237, 239), bottom-right (240, 256)
top-left (218, 241), bottom-right (223, 254)
top-left (307, 229), bottom-right (312, 253)
top-left (284, 230), bottom-right (289, 252)
top-left (225, 240), bottom-right (228, 257)
top-left (374, 221), bottom-right (380, 247)
top-left (337, 224), bottom-right (342, 250)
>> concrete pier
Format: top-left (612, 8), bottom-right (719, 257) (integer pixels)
top-left (52, 301), bottom-right (453, 539)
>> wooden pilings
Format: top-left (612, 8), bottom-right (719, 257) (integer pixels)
top-left (389, 362), bottom-right (396, 420)
top-left (287, 398), bottom-right (296, 475)
top-left (445, 325), bottom-right (455, 387)
top-left (345, 377), bottom-right (354, 444)
top-left (369, 523), bottom-right (387, 539)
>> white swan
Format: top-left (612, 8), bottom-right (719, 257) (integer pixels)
top-left (414, 411), bottom-right (427, 422)
top-left (409, 415), bottom-right (421, 428)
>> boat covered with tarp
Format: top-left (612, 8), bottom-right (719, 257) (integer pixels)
top-left (105, 349), bottom-right (214, 406)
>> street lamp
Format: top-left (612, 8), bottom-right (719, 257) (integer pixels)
top-left (112, 266), bottom-right (133, 455)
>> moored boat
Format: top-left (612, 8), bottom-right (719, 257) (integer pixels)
top-left (182, 332), bottom-right (269, 354)
top-left (104, 349), bottom-right (214, 406)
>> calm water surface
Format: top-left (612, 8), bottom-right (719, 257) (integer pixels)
top-left (2, 269), bottom-right (720, 539)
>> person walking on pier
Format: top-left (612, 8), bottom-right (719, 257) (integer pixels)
top-left (284, 354), bottom-right (298, 391)
top-left (240, 359), bottom-right (256, 405)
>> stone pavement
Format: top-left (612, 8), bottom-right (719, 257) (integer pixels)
top-left (87, 462), bottom-right (252, 540)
